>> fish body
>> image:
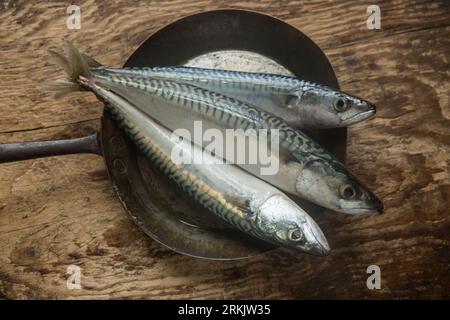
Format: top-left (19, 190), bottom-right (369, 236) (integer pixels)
top-left (44, 40), bottom-right (330, 255)
top-left (90, 72), bottom-right (383, 214)
top-left (93, 66), bottom-right (376, 129)
top-left (81, 79), bottom-right (330, 255)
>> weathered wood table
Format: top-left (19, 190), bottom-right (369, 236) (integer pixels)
top-left (0, 0), bottom-right (449, 299)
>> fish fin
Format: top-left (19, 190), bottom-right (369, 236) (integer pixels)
top-left (263, 91), bottom-right (299, 109)
top-left (41, 40), bottom-right (103, 97)
top-left (48, 49), bottom-right (71, 74)
top-left (283, 93), bottom-right (300, 106)
top-left (224, 195), bottom-right (255, 218)
top-left (82, 53), bottom-right (102, 68)
top-left (37, 80), bottom-right (84, 98)
top-left (63, 39), bottom-right (91, 82)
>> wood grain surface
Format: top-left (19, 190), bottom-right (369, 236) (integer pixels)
top-left (0, 0), bottom-right (449, 299)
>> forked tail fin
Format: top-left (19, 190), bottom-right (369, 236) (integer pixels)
top-left (39, 40), bottom-right (102, 98)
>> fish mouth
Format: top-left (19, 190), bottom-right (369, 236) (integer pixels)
top-left (307, 240), bottom-right (330, 256)
top-left (303, 240), bottom-right (330, 256)
top-left (341, 207), bottom-right (382, 214)
top-left (341, 109), bottom-right (376, 124)
top-left (339, 197), bottom-right (384, 215)
top-left (301, 216), bottom-right (330, 256)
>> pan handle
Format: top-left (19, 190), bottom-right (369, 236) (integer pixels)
top-left (0, 132), bottom-right (102, 163)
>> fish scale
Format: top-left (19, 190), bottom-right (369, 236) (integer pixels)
top-left (99, 66), bottom-right (300, 92)
top-left (93, 65), bottom-right (376, 130)
top-left (45, 40), bottom-right (381, 215)
top-left (104, 104), bottom-right (258, 236)
top-left (42, 40), bottom-right (337, 255)
top-left (91, 70), bottom-right (383, 215)
top-left (94, 74), bottom-right (341, 167)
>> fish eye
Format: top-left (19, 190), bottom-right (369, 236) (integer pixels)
top-left (340, 184), bottom-right (357, 200)
top-left (334, 98), bottom-right (350, 112)
top-left (289, 228), bottom-right (304, 241)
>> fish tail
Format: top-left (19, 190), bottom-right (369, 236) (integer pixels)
top-left (37, 80), bottom-right (83, 99)
top-left (39, 39), bottom-right (102, 97)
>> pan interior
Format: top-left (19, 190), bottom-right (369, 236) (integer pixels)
top-left (185, 50), bottom-right (294, 75)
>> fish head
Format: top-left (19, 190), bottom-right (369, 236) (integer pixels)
top-left (296, 159), bottom-right (383, 214)
top-left (290, 86), bottom-right (376, 128)
top-left (255, 194), bottom-right (330, 256)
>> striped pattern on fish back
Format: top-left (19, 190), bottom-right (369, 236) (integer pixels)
top-left (103, 104), bottom-right (260, 237)
top-left (96, 66), bottom-right (339, 107)
top-left (99, 74), bottom-right (343, 167)
top-left (99, 66), bottom-right (300, 93)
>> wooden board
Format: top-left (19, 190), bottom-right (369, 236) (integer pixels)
top-left (0, 0), bottom-right (449, 299)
